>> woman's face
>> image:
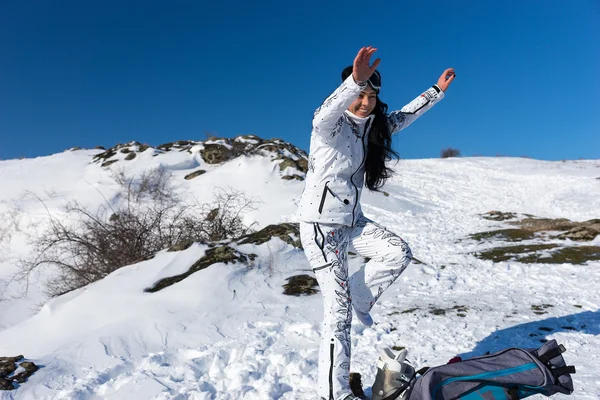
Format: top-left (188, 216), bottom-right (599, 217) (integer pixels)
top-left (347, 86), bottom-right (377, 118)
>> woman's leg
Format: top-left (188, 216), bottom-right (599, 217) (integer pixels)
top-left (349, 215), bottom-right (413, 316)
top-left (300, 222), bottom-right (354, 400)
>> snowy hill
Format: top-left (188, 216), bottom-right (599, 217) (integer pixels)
top-left (0, 138), bottom-right (599, 399)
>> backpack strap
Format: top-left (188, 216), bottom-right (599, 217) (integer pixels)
top-left (537, 343), bottom-right (566, 364)
top-left (551, 365), bottom-right (576, 378)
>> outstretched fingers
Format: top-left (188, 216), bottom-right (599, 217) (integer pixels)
top-left (353, 46), bottom-right (380, 82)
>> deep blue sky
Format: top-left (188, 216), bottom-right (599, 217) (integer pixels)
top-left (1, 0), bottom-right (598, 160)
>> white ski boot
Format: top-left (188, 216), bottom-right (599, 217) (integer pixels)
top-left (371, 348), bottom-right (415, 400)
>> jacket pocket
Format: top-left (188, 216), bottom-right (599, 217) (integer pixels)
top-left (318, 182), bottom-right (351, 214)
top-left (318, 182), bottom-right (330, 214)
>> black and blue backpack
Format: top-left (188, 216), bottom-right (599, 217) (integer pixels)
top-left (404, 339), bottom-right (575, 400)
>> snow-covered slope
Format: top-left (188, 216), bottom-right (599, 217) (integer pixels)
top-left (0, 143), bottom-right (598, 399)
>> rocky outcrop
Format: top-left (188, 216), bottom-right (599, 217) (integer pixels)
top-left (91, 135), bottom-right (308, 181)
top-left (283, 275), bottom-right (319, 296)
top-left (238, 223), bottom-right (301, 248)
top-left (92, 141), bottom-right (151, 167)
top-left (146, 223), bottom-right (302, 293)
top-left (0, 356), bottom-right (39, 390)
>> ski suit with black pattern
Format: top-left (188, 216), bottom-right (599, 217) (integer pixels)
top-left (297, 74), bottom-right (444, 400)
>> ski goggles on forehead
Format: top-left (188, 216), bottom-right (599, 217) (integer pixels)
top-left (367, 70), bottom-right (381, 91)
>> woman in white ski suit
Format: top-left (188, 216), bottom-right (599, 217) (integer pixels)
top-left (297, 47), bottom-right (455, 400)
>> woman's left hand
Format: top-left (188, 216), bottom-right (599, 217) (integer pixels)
top-left (437, 68), bottom-right (456, 92)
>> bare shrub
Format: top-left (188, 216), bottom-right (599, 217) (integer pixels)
top-left (17, 169), bottom-right (257, 297)
top-left (441, 147), bottom-right (461, 158)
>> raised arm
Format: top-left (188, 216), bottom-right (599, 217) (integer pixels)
top-left (313, 47), bottom-right (381, 133)
top-left (388, 68), bottom-right (456, 134)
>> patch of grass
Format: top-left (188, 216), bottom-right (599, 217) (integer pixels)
top-left (469, 229), bottom-right (536, 242)
top-left (392, 346), bottom-right (405, 351)
top-left (518, 246), bottom-right (600, 265)
top-left (475, 244), bottom-right (557, 262)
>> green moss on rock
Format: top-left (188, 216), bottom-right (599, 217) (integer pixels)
top-left (238, 223), bottom-right (301, 248)
top-left (145, 245), bottom-right (248, 292)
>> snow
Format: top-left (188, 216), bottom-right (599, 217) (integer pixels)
top-left (0, 149), bottom-right (599, 399)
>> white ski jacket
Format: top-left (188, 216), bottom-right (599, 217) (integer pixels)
top-left (297, 75), bottom-right (445, 226)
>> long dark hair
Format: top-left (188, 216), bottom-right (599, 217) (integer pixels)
top-left (365, 97), bottom-right (399, 191)
top-left (341, 66), bottom-right (399, 191)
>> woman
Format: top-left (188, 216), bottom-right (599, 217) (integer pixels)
top-left (297, 46), bottom-right (455, 400)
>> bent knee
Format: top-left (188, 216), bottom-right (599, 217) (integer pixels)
top-left (386, 242), bottom-right (412, 267)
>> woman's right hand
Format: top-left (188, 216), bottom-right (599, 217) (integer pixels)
top-left (352, 46), bottom-right (380, 83)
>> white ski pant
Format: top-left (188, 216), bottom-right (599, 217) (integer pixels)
top-left (300, 215), bottom-right (413, 400)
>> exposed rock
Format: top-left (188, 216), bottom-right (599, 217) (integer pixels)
top-left (557, 226), bottom-right (599, 241)
top-left (283, 275), bottom-right (318, 296)
top-left (281, 174), bottom-right (304, 181)
top-left (125, 152), bottom-right (136, 161)
top-left (482, 211), bottom-right (518, 221)
top-left (93, 141), bottom-right (153, 166)
top-left (101, 159), bottom-right (118, 167)
top-left (200, 143), bottom-right (233, 164)
top-left (145, 245), bottom-right (253, 292)
top-left (184, 169), bottom-right (206, 180)
top-left (91, 135), bottom-right (307, 181)
top-left (94, 145), bottom-right (105, 150)
top-left (238, 223), bottom-right (301, 248)
top-left (0, 356), bottom-right (38, 390)
top-left (12, 362), bottom-right (39, 383)
top-left (0, 378), bottom-right (13, 390)
top-left (157, 140), bottom-right (196, 152)
top-left (0, 361), bottom-right (17, 377)
top-left (517, 217), bottom-right (574, 232)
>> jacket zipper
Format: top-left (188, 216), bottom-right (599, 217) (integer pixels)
top-left (318, 181), bottom-right (330, 214)
top-left (329, 343), bottom-right (335, 400)
top-left (349, 119), bottom-right (370, 226)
